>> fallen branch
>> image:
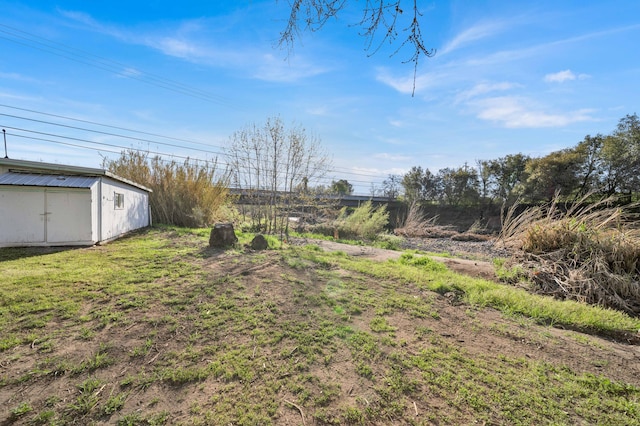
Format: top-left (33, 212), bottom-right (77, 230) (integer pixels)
top-left (284, 399), bottom-right (305, 425)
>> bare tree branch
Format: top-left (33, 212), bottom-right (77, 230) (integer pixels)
top-left (277, 0), bottom-right (435, 96)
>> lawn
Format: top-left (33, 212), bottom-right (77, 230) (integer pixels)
top-left (1, 227), bottom-right (639, 425)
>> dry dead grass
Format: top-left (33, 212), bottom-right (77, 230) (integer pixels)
top-left (500, 195), bottom-right (640, 315)
top-left (395, 203), bottom-right (494, 242)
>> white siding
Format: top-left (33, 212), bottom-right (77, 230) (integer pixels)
top-left (0, 161), bottom-right (150, 246)
top-left (100, 177), bottom-right (150, 241)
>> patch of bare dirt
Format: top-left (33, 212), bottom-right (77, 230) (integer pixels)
top-left (290, 238), bottom-right (498, 281)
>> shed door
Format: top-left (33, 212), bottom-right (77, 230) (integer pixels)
top-left (45, 190), bottom-right (92, 243)
top-left (0, 188), bottom-right (46, 243)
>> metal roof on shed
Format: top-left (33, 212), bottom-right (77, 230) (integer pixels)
top-left (0, 158), bottom-right (151, 192)
top-left (0, 172), bottom-right (99, 188)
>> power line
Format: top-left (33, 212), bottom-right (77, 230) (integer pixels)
top-left (1, 126), bottom-right (218, 162)
top-left (0, 113), bottom-right (227, 156)
top-left (2, 128), bottom-right (388, 187)
top-left (0, 106), bottom-right (391, 180)
top-left (0, 23), bottom-right (236, 108)
top-left (0, 103), bottom-right (225, 148)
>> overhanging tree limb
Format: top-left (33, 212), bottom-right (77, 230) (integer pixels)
top-left (277, 0), bottom-right (436, 96)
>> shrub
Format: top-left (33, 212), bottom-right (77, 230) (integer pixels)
top-left (374, 233), bottom-right (403, 250)
top-left (335, 201), bottom-right (389, 240)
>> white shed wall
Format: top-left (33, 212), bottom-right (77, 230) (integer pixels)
top-left (99, 177), bottom-right (150, 242)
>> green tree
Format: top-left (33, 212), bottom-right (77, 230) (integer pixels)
top-left (382, 174), bottom-right (402, 199)
top-left (402, 166), bottom-right (425, 203)
top-left (437, 165), bottom-right (479, 206)
top-left (486, 153), bottom-right (530, 204)
top-left (572, 134), bottom-right (604, 199)
top-left (330, 179), bottom-right (353, 195)
top-left (599, 113), bottom-right (640, 197)
top-left (522, 150), bottom-right (582, 202)
top-left (401, 166), bottom-right (439, 202)
top-left (476, 159), bottom-right (493, 203)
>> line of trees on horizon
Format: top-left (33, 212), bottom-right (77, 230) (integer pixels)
top-left (383, 113), bottom-right (640, 207)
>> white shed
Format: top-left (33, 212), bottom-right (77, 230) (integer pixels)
top-left (0, 158), bottom-right (152, 247)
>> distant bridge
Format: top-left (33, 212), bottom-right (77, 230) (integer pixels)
top-left (228, 188), bottom-right (401, 208)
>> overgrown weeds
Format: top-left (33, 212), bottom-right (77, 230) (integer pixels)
top-left (394, 202), bottom-right (464, 239)
top-left (500, 195), bottom-right (640, 315)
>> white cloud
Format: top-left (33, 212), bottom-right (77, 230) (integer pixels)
top-left (0, 91), bottom-right (43, 102)
top-left (373, 153), bottom-right (412, 162)
top-left (153, 37), bottom-right (201, 58)
top-left (252, 54), bottom-right (330, 82)
top-left (456, 81), bottom-right (520, 103)
top-left (60, 9), bottom-right (329, 82)
top-left (544, 69), bottom-right (590, 83)
top-left (375, 68), bottom-right (442, 95)
top-left (472, 96), bottom-right (594, 128)
top-left (441, 21), bottom-right (506, 55)
top-left (544, 70), bottom-right (574, 83)
top-left (0, 72), bottom-right (40, 83)
top-left (59, 9), bottom-right (103, 29)
top-left (118, 68), bottom-right (142, 78)
top-left (60, 9), bottom-right (215, 61)
top-left (306, 106), bottom-right (329, 116)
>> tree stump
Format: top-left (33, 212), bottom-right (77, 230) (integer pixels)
top-left (251, 234), bottom-right (268, 250)
top-left (209, 223), bottom-right (238, 247)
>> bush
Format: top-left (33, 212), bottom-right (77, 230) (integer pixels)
top-left (335, 201), bottom-right (389, 240)
top-left (374, 233), bottom-right (403, 250)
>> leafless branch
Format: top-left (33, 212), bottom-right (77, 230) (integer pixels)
top-left (277, 0), bottom-right (435, 96)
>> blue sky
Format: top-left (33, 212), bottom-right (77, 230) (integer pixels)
top-left (1, 1), bottom-right (639, 194)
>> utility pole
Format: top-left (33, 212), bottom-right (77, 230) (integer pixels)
top-left (2, 129), bottom-right (7, 158)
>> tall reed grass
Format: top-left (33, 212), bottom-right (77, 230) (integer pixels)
top-left (103, 150), bottom-right (230, 227)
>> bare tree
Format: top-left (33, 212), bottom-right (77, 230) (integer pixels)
top-left (382, 174), bottom-right (402, 199)
top-left (227, 116), bottom-right (330, 234)
top-left (278, 0), bottom-right (435, 95)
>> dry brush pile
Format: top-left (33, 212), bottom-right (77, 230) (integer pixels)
top-left (500, 196), bottom-right (640, 316)
top-left (394, 202), bottom-right (492, 241)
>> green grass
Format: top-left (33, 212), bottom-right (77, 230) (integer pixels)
top-left (0, 228), bottom-right (203, 351)
top-left (295, 247), bottom-right (640, 335)
top-left (1, 227), bottom-right (639, 425)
